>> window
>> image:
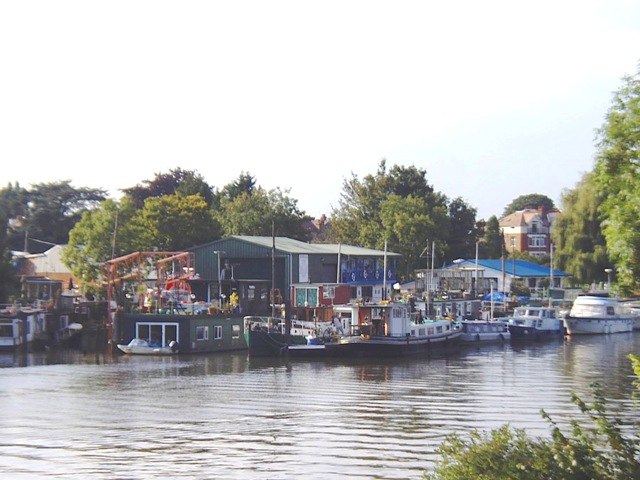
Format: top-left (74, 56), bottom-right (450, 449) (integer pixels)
top-left (214, 325), bottom-right (222, 339)
top-left (528, 235), bottom-right (547, 247)
top-left (323, 286), bottom-right (335, 299)
top-left (136, 322), bottom-right (179, 347)
top-left (196, 326), bottom-right (209, 341)
top-left (232, 324), bottom-right (240, 338)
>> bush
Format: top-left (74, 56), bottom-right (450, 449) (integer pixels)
top-left (425, 355), bottom-right (640, 479)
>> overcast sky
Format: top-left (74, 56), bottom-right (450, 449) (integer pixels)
top-left (2, 1), bottom-right (639, 221)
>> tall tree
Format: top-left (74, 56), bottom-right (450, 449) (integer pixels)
top-left (123, 168), bottom-right (215, 208)
top-left (331, 159), bottom-right (451, 278)
top-left (552, 173), bottom-right (609, 287)
top-left (219, 171), bottom-right (257, 201)
top-left (592, 64), bottom-right (640, 294)
top-left (502, 193), bottom-right (555, 217)
top-left (216, 186), bottom-right (311, 241)
top-left (445, 197), bottom-right (478, 263)
top-left (477, 216), bottom-right (504, 258)
top-left (136, 194), bottom-right (220, 250)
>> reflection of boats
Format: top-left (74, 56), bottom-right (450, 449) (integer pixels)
top-left (507, 306), bottom-right (565, 341)
top-left (322, 302), bottom-right (461, 358)
top-left (564, 295), bottom-right (636, 335)
top-left (459, 320), bottom-right (510, 343)
top-left (117, 338), bottom-right (179, 355)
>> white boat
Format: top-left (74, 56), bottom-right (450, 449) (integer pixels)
top-left (116, 338), bottom-right (179, 355)
top-left (564, 295), bottom-right (637, 335)
top-left (459, 319), bottom-right (510, 343)
top-left (506, 306), bottom-right (565, 341)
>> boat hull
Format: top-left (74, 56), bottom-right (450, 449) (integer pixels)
top-left (243, 329), bottom-right (307, 356)
top-left (323, 332), bottom-right (461, 358)
top-left (117, 344), bottom-right (176, 355)
top-left (508, 324), bottom-right (564, 341)
top-left (564, 316), bottom-right (635, 335)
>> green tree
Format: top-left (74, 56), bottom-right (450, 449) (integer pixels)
top-left (218, 171), bottom-right (257, 201)
top-left (216, 186), bottom-right (311, 241)
top-left (552, 173), bottom-right (610, 286)
top-left (63, 198), bottom-right (143, 295)
top-left (137, 194), bottom-right (220, 250)
top-left (379, 195), bottom-right (447, 278)
top-left (331, 160), bottom-right (450, 275)
top-left (503, 193), bottom-right (555, 217)
top-left (478, 215), bottom-right (504, 258)
top-left (445, 197), bottom-right (478, 263)
top-left (123, 168), bottom-right (216, 208)
top-left (592, 64), bottom-right (640, 294)
top-left (425, 355), bottom-right (640, 479)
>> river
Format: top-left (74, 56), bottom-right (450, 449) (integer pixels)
top-left (1, 332), bottom-right (639, 480)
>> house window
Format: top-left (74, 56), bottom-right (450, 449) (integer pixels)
top-left (295, 287), bottom-right (319, 307)
top-left (528, 235), bottom-right (546, 247)
top-left (196, 326), bottom-right (208, 341)
top-left (214, 325), bottom-right (223, 339)
top-left (323, 286), bottom-right (336, 299)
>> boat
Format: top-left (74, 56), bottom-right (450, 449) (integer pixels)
top-left (564, 294), bottom-right (637, 335)
top-left (506, 306), bottom-right (565, 341)
top-left (116, 338), bottom-right (179, 355)
top-left (243, 316), bottom-right (309, 356)
top-left (458, 319), bottom-right (510, 343)
top-left (0, 305), bottom-right (24, 350)
top-left (321, 301), bottom-right (461, 358)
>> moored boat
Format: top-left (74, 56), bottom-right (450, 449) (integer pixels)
top-left (564, 294), bottom-right (636, 335)
top-left (322, 302), bottom-right (461, 358)
top-left (116, 338), bottom-right (179, 355)
top-left (507, 306), bottom-right (565, 341)
top-left (243, 316), bottom-right (309, 356)
top-left (459, 319), bottom-right (510, 343)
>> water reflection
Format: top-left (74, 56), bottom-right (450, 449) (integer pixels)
top-left (0, 333), bottom-right (639, 480)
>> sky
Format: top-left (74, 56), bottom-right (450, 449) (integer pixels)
top-left (1, 1), bottom-right (639, 221)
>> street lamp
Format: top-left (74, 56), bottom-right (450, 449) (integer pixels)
top-left (214, 250), bottom-right (226, 302)
top-left (604, 268), bottom-right (613, 292)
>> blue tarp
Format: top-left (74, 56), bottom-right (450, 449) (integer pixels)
top-left (483, 292), bottom-right (530, 304)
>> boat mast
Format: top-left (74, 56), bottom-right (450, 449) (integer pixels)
top-left (271, 220), bottom-right (276, 318)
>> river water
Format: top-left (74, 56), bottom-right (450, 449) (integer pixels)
top-left (1, 333), bottom-right (639, 480)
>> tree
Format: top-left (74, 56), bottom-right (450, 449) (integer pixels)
top-left (478, 216), bottom-right (504, 258)
top-left (0, 209), bottom-right (19, 302)
top-left (503, 193), bottom-right (555, 218)
top-left (136, 194), bottom-right (221, 250)
top-left (122, 168), bottom-right (215, 208)
top-left (592, 64), bottom-right (640, 294)
top-left (331, 160), bottom-right (451, 277)
top-left (63, 198), bottom-right (143, 295)
top-left (215, 186), bottom-right (312, 241)
top-left (218, 171), bottom-right (257, 201)
top-left (445, 198), bottom-right (478, 263)
top-left (552, 173), bottom-right (610, 286)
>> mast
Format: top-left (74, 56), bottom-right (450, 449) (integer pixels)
top-left (271, 220), bottom-right (276, 318)
top-left (382, 240), bottom-right (387, 301)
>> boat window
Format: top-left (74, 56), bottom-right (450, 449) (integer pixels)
top-left (0, 324), bottom-right (13, 337)
top-left (196, 326), bottom-right (209, 341)
top-left (136, 322), bottom-right (179, 347)
top-left (214, 325), bottom-right (223, 340)
top-left (232, 324), bottom-right (240, 339)
top-left (607, 306), bottom-right (615, 315)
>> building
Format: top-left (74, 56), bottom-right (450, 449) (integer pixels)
top-left (416, 258), bottom-right (570, 297)
top-left (189, 236), bottom-right (401, 321)
top-left (499, 207), bottom-right (561, 257)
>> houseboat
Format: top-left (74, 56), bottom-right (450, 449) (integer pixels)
top-left (459, 319), bottom-right (510, 343)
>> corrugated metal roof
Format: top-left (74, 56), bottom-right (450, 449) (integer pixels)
top-left (231, 236), bottom-right (401, 257)
top-left (445, 259), bottom-right (570, 278)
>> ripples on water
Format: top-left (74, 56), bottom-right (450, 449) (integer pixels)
top-left (0, 333), bottom-right (639, 480)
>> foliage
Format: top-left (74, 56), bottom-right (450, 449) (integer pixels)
top-left (425, 356), bottom-right (640, 480)
top-left (63, 198), bottom-right (143, 295)
top-left (215, 186), bottom-right (311, 241)
top-left (218, 171), bottom-right (257, 201)
top-left (136, 194), bottom-right (220, 250)
top-left (0, 208), bottom-right (19, 302)
top-left (331, 160), bottom-right (453, 277)
top-left (503, 193), bottom-right (555, 217)
top-left (592, 64), bottom-right (640, 295)
top-left (122, 168), bottom-right (216, 208)
top-left (445, 197), bottom-right (479, 263)
top-left (477, 216), bottom-right (504, 259)
top-left (552, 172), bottom-right (610, 286)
